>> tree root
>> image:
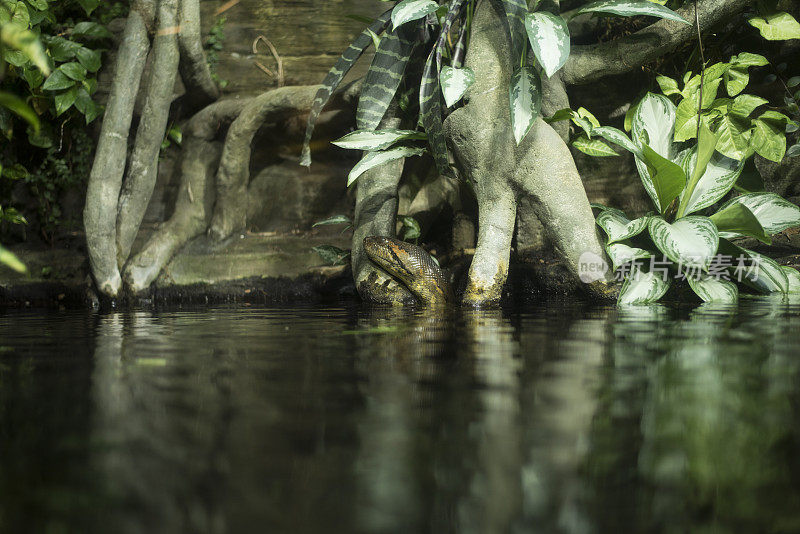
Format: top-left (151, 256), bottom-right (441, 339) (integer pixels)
top-left (178, 0), bottom-right (220, 110)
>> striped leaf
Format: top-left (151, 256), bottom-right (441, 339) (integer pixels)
top-left (593, 126), bottom-right (641, 156)
top-left (709, 201), bottom-right (770, 244)
top-left (687, 275), bottom-right (738, 303)
top-left (347, 146), bottom-right (426, 187)
top-left (573, 135), bottom-right (618, 157)
top-left (640, 143), bottom-right (686, 214)
top-left (391, 0), bottom-right (439, 30)
top-left (440, 66), bottom-right (475, 108)
top-left (524, 11), bottom-right (570, 78)
top-left (509, 66), bottom-right (542, 144)
top-left (332, 129), bottom-right (427, 151)
top-left (577, 0), bottom-right (689, 24)
top-left (500, 0), bottom-right (529, 62)
top-left (649, 216), bottom-right (719, 268)
top-left (739, 249), bottom-right (789, 293)
top-left (717, 192), bottom-right (800, 235)
top-left (357, 22), bottom-right (418, 130)
top-left (632, 93), bottom-right (680, 211)
top-left (606, 242), bottom-right (652, 270)
top-left (596, 211), bottom-right (650, 244)
top-left (618, 266), bottom-right (671, 305)
top-left (678, 149), bottom-right (744, 216)
top-left (783, 266), bottom-right (800, 293)
top-left (301, 9), bottom-right (392, 167)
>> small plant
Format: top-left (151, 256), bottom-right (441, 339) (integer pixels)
top-left (204, 15), bottom-right (228, 90)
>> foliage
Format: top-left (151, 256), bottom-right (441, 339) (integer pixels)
top-left (204, 15), bottom-right (228, 90)
top-left (0, 0), bottom-right (120, 243)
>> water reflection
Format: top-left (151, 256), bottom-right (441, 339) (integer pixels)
top-left (1, 300), bottom-right (800, 533)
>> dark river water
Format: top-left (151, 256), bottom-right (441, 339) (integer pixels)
top-left (2, 299), bottom-right (800, 534)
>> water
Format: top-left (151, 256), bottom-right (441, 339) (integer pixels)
top-left (2, 299), bottom-right (800, 534)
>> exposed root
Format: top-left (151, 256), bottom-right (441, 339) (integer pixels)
top-left (178, 0), bottom-right (220, 110)
top-left (253, 35), bottom-right (284, 87)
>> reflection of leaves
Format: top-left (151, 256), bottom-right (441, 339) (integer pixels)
top-left (312, 245), bottom-right (350, 266)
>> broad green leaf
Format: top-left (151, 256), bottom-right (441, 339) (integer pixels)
top-left (525, 11), bottom-right (570, 78)
top-left (640, 143), bottom-right (686, 213)
top-left (59, 62), bottom-right (86, 81)
top-left (399, 215), bottom-right (421, 240)
top-left (509, 66), bottom-right (542, 144)
top-left (730, 52), bottom-right (769, 68)
top-left (687, 275), bottom-right (738, 303)
top-left (440, 66), bottom-right (475, 108)
top-left (606, 243), bottom-right (652, 270)
top-left (724, 66), bottom-right (750, 97)
top-left (787, 143), bottom-right (800, 158)
top-left (332, 129), bottom-right (426, 151)
top-left (593, 126), bottom-right (641, 156)
top-left (391, 0), bottom-right (438, 30)
top-left (782, 266), bottom-right (800, 293)
top-left (347, 146), bottom-right (425, 186)
top-left (71, 21), bottom-right (113, 39)
top-left (0, 92), bottom-right (39, 131)
top-left (312, 245), bottom-right (350, 266)
top-left (709, 202), bottom-right (770, 244)
top-left (41, 69), bottom-right (75, 91)
top-left (678, 150), bottom-right (743, 216)
top-left (649, 216), bottom-right (719, 268)
top-left (597, 211), bottom-right (650, 243)
top-left (576, 107), bottom-right (600, 128)
top-left (730, 94), bottom-right (768, 118)
top-left (750, 110), bottom-right (789, 162)
top-left (573, 135), bottom-right (618, 157)
top-left (656, 75), bottom-right (680, 96)
top-left (715, 113), bottom-right (752, 160)
top-left (718, 192), bottom-right (800, 235)
top-left (618, 266), bottom-right (671, 305)
top-left (54, 86), bottom-right (78, 116)
top-left (576, 0), bottom-right (689, 24)
top-left (632, 93), bottom-right (680, 211)
top-left (0, 244), bottom-right (26, 273)
top-left (75, 47), bottom-right (101, 72)
top-left (47, 36), bottom-right (81, 62)
top-left (748, 12), bottom-right (800, 41)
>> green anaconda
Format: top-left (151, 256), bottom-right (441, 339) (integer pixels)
top-left (364, 236), bottom-right (454, 306)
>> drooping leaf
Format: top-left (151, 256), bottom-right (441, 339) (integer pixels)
top-left (596, 210), bottom-right (650, 244)
top-left (54, 86), bottom-right (78, 116)
top-left (748, 12), bottom-right (800, 41)
top-left (0, 92), bottom-right (39, 131)
top-left (347, 146), bottom-right (426, 186)
top-left (301, 9), bottom-right (392, 167)
top-left (576, 0), bottom-right (690, 24)
top-left (649, 216), bottom-right (719, 268)
top-left (573, 135), bottom-right (618, 157)
top-left (618, 266), bottom-right (671, 305)
top-left (356, 22), bottom-right (418, 130)
top-left (509, 66), bottom-right (542, 144)
top-left (640, 143), bottom-right (686, 214)
top-left (75, 46), bottom-right (101, 72)
top-left (332, 128), bottom-right (426, 151)
top-left (391, 0), bottom-right (439, 30)
top-left (724, 53), bottom-right (769, 96)
top-left (524, 11), bottom-right (570, 78)
top-left (440, 66), bottom-right (475, 108)
top-left (500, 0), bottom-right (529, 62)
top-left (71, 21), bottom-right (113, 39)
top-left (632, 93), bottom-right (679, 211)
top-left (687, 274), bottom-right (738, 303)
top-left (606, 242), bottom-right (652, 270)
top-left (677, 150), bottom-right (743, 216)
top-left (0, 23), bottom-right (50, 74)
top-left (717, 192), bottom-right (800, 235)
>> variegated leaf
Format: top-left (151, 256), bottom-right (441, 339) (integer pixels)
top-left (709, 202), bottom-right (770, 244)
top-left (606, 242), bottom-right (652, 270)
top-left (440, 66), bottom-right (475, 108)
top-left (500, 0), bottom-right (529, 62)
top-left (509, 66), bottom-right (542, 144)
top-left (678, 150), bottom-right (744, 215)
top-left (524, 11), bottom-right (570, 78)
top-left (783, 266), bottom-right (800, 293)
top-left (649, 216), bottom-right (719, 268)
top-left (739, 249), bottom-right (789, 293)
top-left (597, 211), bottom-right (650, 244)
top-left (718, 192), bottom-right (800, 235)
top-left (632, 93), bottom-right (680, 211)
top-left (572, 136), bottom-right (618, 157)
top-left (577, 0), bottom-right (690, 24)
top-left (593, 126), bottom-right (641, 156)
top-left (618, 266), bottom-right (671, 305)
top-left (332, 129), bottom-right (426, 151)
top-left (347, 146), bottom-right (426, 186)
top-left (391, 0), bottom-right (438, 30)
top-left (687, 274), bottom-right (738, 303)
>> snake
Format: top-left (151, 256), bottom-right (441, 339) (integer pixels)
top-left (363, 236), bottom-right (454, 306)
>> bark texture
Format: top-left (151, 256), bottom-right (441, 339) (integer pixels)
top-left (178, 0), bottom-right (220, 109)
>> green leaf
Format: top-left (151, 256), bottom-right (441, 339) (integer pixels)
top-left (709, 202), bottom-right (770, 244)
top-left (47, 36), bottom-right (81, 62)
top-left (750, 110), bottom-right (789, 162)
top-left (618, 266), bottom-right (671, 305)
top-left (500, 0), bottom-right (529, 62)
top-left (348, 146), bottom-right (426, 186)
top-left (313, 215), bottom-right (352, 227)
top-left (573, 135), bottom-right (618, 157)
top-left (782, 266), bottom-right (800, 293)
top-left (332, 129), bottom-right (426, 151)
top-left (730, 94), bottom-right (768, 118)
top-left (399, 215), bottom-right (421, 240)
top-left (59, 62), bottom-right (87, 81)
top-left (75, 47), bottom-right (101, 72)
top-left (715, 113), bottom-right (752, 160)
top-left (656, 75), bottom-right (680, 96)
top-left (677, 150), bottom-right (743, 216)
top-left (54, 86), bottom-right (78, 116)
top-left (640, 143), bottom-right (686, 214)
top-left (76, 0), bottom-right (101, 15)
top-left (509, 66), bottom-right (542, 144)
top-left (593, 126), bottom-right (641, 156)
top-left (1, 23), bottom-right (50, 74)
top-left (687, 274), bottom-right (738, 303)
top-left (524, 11), bottom-right (570, 78)
top-left (41, 69), bottom-right (75, 91)
top-left (71, 21), bottom-right (112, 39)
top-left (738, 248), bottom-right (788, 294)
top-left (787, 144), bottom-right (800, 158)
top-left (0, 91), bottom-right (39, 132)
top-left (596, 210), bottom-right (650, 244)
top-left (391, 0), bottom-right (438, 30)
top-left (648, 216), bottom-right (719, 268)
top-left (606, 243), bottom-right (652, 270)
top-left (312, 245), bottom-right (350, 266)
top-left (747, 12), bottom-right (800, 41)
top-left (576, 0), bottom-right (690, 24)
top-left (718, 192), bottom-right (800, 235)
top-left (632, 93), bottom-right (680, 211)
top-left (0, 244), bottom-right (27, 273)
top-left (440, 66), bottom-right (475, 108)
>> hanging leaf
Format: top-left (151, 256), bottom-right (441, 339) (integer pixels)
top-left (747, 12), bottom-right (800, 41)
top-left (509, 66), bottom-right (542, 144)
top-left (301, 9), bottom-right (392, 167)
top-left (687, 275), bottom-right (738, 303)
top-left (440, 66), bottom-right (475, 108)
top-left (576, 0), bottom-right (690, 24)
top-left (597, 211), bottom-right (650, 244)
top-left (391, 0), bottom-right (439, 30)
top-left (500, 0), bottom-right (529, 62)
top-left (709, 202), bottom-right (770, 244)
top-left (332, 129), bottom-right (426, 151)
top-left (632, 93), bottom-right (680, 211)
top-left (649, 216), bottom-right (719, 268)
top-left (618, 266), bottom-right (671, 305)
top-left (606, 243), bottom-right (652, 270)
top-left (573, 135), bottom-right (618, 157)
top-left (524, 11), bottom-right (570, 78)
top-left (0, 92), bottom-right (39, 132)
top-left (347, 146), bottom-right (426, 186)
top-left (717, 192), bottom-right (800, 235)
top-left (640, 143), bottom-right (686, 214)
